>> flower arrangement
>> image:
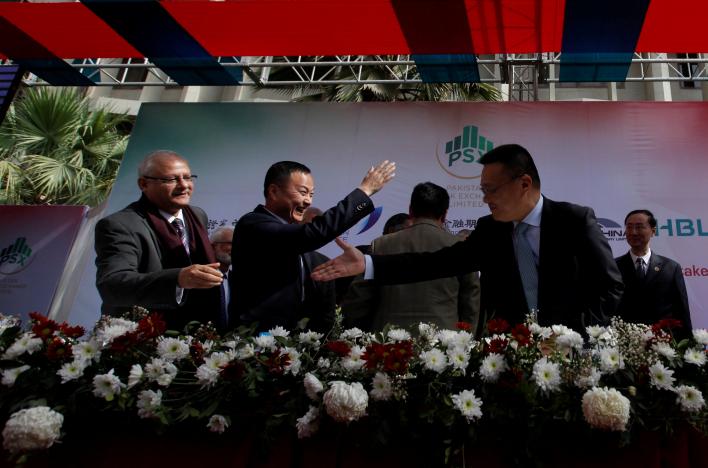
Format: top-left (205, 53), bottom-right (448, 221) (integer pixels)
top-left (0, 310), bottom-right (706, 465)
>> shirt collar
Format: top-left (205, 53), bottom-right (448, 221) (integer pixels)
top-left (160, 209), bottom-right (184, 224)
top-left (516, 195), bottom-right (544, 228)
top-left (263, 206), bottom-right (289, 224)
top-left (630, 248), bottom-right (652, 265)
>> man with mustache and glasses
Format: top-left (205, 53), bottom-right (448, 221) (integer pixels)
top-left (95, 150), bottom-right (224, 331)
top-left (231, 160), bottom-right (395, 331)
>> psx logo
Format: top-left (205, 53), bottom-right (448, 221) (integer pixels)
top-left (436, 125), bottom-right (494, 179)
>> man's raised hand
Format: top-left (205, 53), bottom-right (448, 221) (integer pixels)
top-left (311, 237), bottom-right (366, 281)
top-left (358, 160), bottom-right (396, 197)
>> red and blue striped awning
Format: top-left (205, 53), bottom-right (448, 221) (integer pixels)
top-left (0, 0), bottom-right (705, 85)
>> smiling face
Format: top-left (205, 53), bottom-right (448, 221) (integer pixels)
top-left (265, 171), bottom-right (314, 223)
top-left (138, 155), bottom-right (193, 215)
top-left (625, 212), bottom-right (655, 255)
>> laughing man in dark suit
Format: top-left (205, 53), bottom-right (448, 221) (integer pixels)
top-left (616, 209), bottom-right (692, 331)
top-left (312, 144), bottom-right (624, 331)
top-left (231, 160), bottom-right (395, 331)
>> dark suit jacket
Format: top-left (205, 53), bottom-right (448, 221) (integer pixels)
top-left (615, 252), bottom-right (692, 330)
top-left (231, 188), bottom-right (373, 330)
top-left (343, 220), bottom-right (481, 332)
top-left (372, 198), bottom-right (623, 331)
top-left (302, 251), bottom-right (337, 332)
top-left (95, 201), bottom-right (221, 331)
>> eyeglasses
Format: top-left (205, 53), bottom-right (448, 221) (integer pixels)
top-left (625, 223), bottom-right (652, 231)
top-left (480, 174), bottom-right (522, 196)
top-left (143, 175), bottom-right (198, 185)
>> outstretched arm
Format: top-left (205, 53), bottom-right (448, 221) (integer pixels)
top-left (311, 237), bottom-right (365, 281)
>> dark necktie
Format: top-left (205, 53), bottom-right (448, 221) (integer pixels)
top-left (219, 272), bottom-right (229, 329)
top-left (171, 218), bottom-right (190, 255)
top-left (515, 222), bottom-right (538, 312)
top-left (635, 257), bottom-right (646, 279)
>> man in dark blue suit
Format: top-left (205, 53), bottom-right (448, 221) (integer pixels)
top-left (313, 144), bottom-right (624, 331)
top-left (231, 160), bottom-right (395, 330)
top-left (616, 209), bottom-right (692, 332)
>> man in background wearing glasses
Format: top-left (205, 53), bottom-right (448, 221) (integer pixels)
top-left (95, 150), bottom-right (224, 331)
top-left (313, 144), bottom-right (623, 332)
top-left (616, 209), bottom-right (692, 333)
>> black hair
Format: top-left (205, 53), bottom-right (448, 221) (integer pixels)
top-left (383, 213), bottom-right (409, 235)
top-left (410, 182), bottom-right (449, 219)
top-left (624, 209), bottom-right (657, 229)
top-left (263, 161), bottom-right (311, 198)
top-left (479, 144), bottom-right (541, 188)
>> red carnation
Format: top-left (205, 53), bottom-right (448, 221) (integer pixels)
top-left (137, 313), bottom-right (167, 339)
top-left (30, 313), bottom-right (59, 340)
top-left (324, 340), bottom-right (352, 357)
top-left (59, 324), bottom-right (85, 339)
top-left (363, 343), bottom-right (387, 369)
top-left (487, 318), bottom-right (510, 335)
top-left (456, 321), bottom-right (472, 331)
top-left (263, 349), bottom-right (291, 375)
top-left (46, 337), bottom-right (72, 361)
top-left (383, 341), bottom-right (413, 374)
top-left (110, 331), bottom-right (140, 352)
top-left (486, 337), bottom-right (509, 354)
top-left (510, 324), bottom-right (531, 347)
top-left (220, 360), bottom-right (245, 381)
top-left (190, 341), bottom-right (205, 363)
top-left (652, 318), bottom-right (683, 335)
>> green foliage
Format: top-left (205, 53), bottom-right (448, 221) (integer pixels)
top-left (0, 87), bottom-right (131, 206)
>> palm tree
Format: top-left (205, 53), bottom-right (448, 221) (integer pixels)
top-left (258, 55), bottom-right (502, 102)
top-left (0, 87), bottom-right (130, 206)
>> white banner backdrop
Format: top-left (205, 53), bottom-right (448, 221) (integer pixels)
top-left (0, 205), bottom-right (87, 323)
top-left (71, 102), bottom-right (708, 329)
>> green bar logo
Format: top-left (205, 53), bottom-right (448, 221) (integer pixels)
top-left (0, 237), bottom-right (34, 274)
top-left (436, 125), bottom-right (494, 179)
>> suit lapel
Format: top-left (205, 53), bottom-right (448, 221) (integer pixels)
top-left (537, 198), bottom-right (554, 310)
top-left (645, 253), bottom-right (662, 284)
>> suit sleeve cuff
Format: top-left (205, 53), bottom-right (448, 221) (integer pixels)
top-left (364, 255), bottom-right (375, 280)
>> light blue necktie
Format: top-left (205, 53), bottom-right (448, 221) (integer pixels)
top-left (514, 222), bottom-right (538, 312)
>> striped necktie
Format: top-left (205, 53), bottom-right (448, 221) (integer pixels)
top-left (171, 218), bottom-right (190, 255)
top-left (635, 257), bottom-right (646, 279)
top-left (514, 222), bottom-right (538, 312)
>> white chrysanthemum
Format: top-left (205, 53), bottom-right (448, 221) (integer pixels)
top-left (599, 347), bottom-right (624, 373)
top-left (551, 324), bottom-right (573, 336)
top-left (3, 333), bottom-right (43, 359)
top-left (586, 325), bottom-right (606, 340)
top-left (648, 361), bottom-right (675, 390)
top-left (136, 389), bottom-right (162, 419)
top-left (254, 335), bottom-right (276, 350)
top-left (420, 348), bottom-right (448, 373)
top-left (435, 330), bottom-right (459, 348)
top-left (0, 315), bottom-right (19, 336)
top-left (303, 373), bottom-right (324, 400)
top-left (296, 406), bottom-right (320, 439)
top-left (127, 364), bottom-right (144, 389)
top-left (317, 357), bottom-right (331, 369)
top-left (298, 331), bottom-right (324, 347)
top-left (370, 372), bottom-right (393, 401)
top-left (97, 318), bottom-right (138, 344)
top-left (675, 385), bottom-right (705, 413)
top-left (144, 358), bottom-right (178, 387)
top-left (387, 328), bottom-right (411, 342)
top-left (532, 357), bottom-right (561, 392)
top-left (2, 407), bottom-right (63, 453)
top-left (447, 346), bottom-right (470, 372)
top-left (223, 340), bottom-right (238, 350)
top-left (283, 347), bottom-right (302, 376)
top-left (684, 348), bottom-right (707, 366)
top-left (341, 345), bottom-right (366, 372)
top-left (57, 360), bottom-right (86, 384)
top-left (74, 340), bottom-right (101, 364)
top-left (237, 343), bottom-right (255, 359)
top-left (453, 331), bottom-right (474, 350)
top-left (207, 414), bottom-right (229, 434)
top-left (1, 365), bottom-right (30, 387)
top-left (652, 342), bottom-right (677, 361)
top-left (528, 323), bottom-right (552, 340)
top-left (480, 353), bottom-right (508, 383)
top-left (693, 329), bottom-right (708, 346)
top-left (201, 340), bottom-right (215, 354)
top-left (582, 387), bottom-right (630, 431)
top-left (196, 364), bottom-right (220, 388)
top-left (451, 389), bottom-right (483, 422)
top-left (323, 381), bottom-right (368, 423)
top-left (556, 331), bottom-right (584, 351)
top-left (575, 368), bottom-right (602, 389)
top-left (268, 326), bottom-right (290, 338)
top-left (341, 328), bottom-right (364, 340)
top-left (156, 337), bottom-right (191, 362)
top-left (92, 369), bottom-right (124, 400)
top-left (204, 352), bottom-right (233, 370)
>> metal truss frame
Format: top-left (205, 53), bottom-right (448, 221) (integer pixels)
top-left (20, 53), bottom-right (708, 91)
